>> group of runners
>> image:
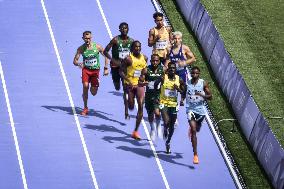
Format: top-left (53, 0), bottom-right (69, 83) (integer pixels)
top-left (73, 12), bottom-right (212, 164)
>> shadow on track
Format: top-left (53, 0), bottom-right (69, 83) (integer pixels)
top-left (84, 124), bottom-right (148, 147)
top-left (42, 105), bottom-right (126, 126)
top-left (117, 146), bottom-right (195, 169)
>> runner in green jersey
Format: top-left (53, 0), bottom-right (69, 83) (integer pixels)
top-left (139, 54), bottom-right (165, 141)
top-left (73, 31), bottom-right (109, 115)
top-left (104, 22), bottom-right (134, 119)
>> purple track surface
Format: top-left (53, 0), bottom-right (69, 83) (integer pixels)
top-left (0, 0), bottom-right (236, 188)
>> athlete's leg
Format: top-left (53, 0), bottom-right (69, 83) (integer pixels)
top-left (127, 86), bottom-right (135, 110)
top-left (90, 69), bottom-right (99, 96)
top-left (123, 84), bottom-right (130, 119)
top-left (134, 87), bottom-right (144, 132)
top-left (190, 119), bottom-right (198, 155)
top-left (111, 67), bottom-right (121, 91)
top-left (166, 111), bottom-right (177, 145)
top-left (154, 107), bottom-right (162, 138)
top-left (82, 82), bottom-right (89, 109)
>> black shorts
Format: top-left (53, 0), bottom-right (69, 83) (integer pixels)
top-left (111, 67), bottom-right (122, 83)
top-left (187, 111), bottom-right (205, 131)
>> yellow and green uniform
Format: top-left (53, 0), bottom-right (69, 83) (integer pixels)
top-left (82, 42), bottom-right (100, 70)
top-left (152, 26), bottom-right (170, 59)
top-left (160, 74), bottom-right (180, 108)
top-left (125, 53), bottom-right (147, 86)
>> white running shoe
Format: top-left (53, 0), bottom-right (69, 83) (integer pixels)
top-left (157, 124), bottom-right (163, 139)
top-left (174, 119), bottom-right (179, 128)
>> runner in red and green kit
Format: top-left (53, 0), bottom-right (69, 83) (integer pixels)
top-left (73, 31), bottom-right (109, 115)
top-left (104, 23), bottom-right (133, 119)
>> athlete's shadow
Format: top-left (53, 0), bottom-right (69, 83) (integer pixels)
top-left (42, 105), bottom-right (126, 126)
top-left (108, 91), bottom-right (123, 97)
top-left (84, 124), bottom-right (148, 147)
top-left (117, 146), bottom-right (195, 169)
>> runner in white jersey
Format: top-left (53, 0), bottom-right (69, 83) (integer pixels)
top-left (182, 66), bottom-right (212, 164)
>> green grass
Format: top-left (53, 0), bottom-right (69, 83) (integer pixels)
top-left (158, 0), bottom-right (284, 188)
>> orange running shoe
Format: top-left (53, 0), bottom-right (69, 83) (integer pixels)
top-left (131, 131), bottom-right (141, 140)
top-left (81, 108), bottom-right (89, 116)
top-left (193, 155), bottom-right (199, 164)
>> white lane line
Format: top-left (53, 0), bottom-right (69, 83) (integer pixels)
top-left (40, 1), bottom-right (99, 189)
top-left (95, 1), bottom-right (170, 188)
top-left (0, 61), bottom-right (28, 189)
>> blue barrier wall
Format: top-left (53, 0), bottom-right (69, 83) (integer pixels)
top-left (175, 0), bottom-right (284, 188)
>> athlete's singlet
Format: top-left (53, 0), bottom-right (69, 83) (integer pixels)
top-left (185, 78), bottom-right (206, 115)
top-left (152, 26), bottom-right (170, 58)
top-left (125, 53), bottom-right (147, 86)
top-left (112, 36), bottom-right (133, 60)
top-left (145, 65), bottom-right (164, 93)
top-left (169, 45), bottom-right (186, 71)
top-left (82, 42), bottom-right (100, 70)
top-left (160, 74), bottom-right (180, 107)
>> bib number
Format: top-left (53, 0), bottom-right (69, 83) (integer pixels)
top-left (156, 40), bottom-right (167, 50)
top-left (84, 58), bottom-right (98, 67)
top-left (133, 70), bottom-right (141, 77)
top-left (119, 48), bottom-right (130, 59)
top-left (148, 81), bottom-right (155, 89)
top-left (165, 89), bottom-right (177, 98)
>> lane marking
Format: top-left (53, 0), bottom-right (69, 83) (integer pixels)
top-left (40, 1), bottom-right (99, 188)
top-left (95, 0), bottom-right (170, 188)
top-left (0, 61), bottom-right (28, 189)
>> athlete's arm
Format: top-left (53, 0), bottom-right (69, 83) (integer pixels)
top-left (120, 56), bottom-right (132, 84)
top-left (148, 28), bottom-right (158, 47)
top-left (138, 68), bottom-right (148, 86)
top-left (184, 45), bottom-right (196, 66)
top-left (174, 77), bottom-right (185, 93)
top-left (166, 26), bottom-right (173, 44)
top-left (73, 46), bottom-right (83, 68)
top-left (203, 81), bottom-right (212, 100)
top-left (97, 44), bottom-right (109, 75)
top-left (164, 47), bottom-right (171, 69)
top-left (103, 37), bottom-right (116, 60)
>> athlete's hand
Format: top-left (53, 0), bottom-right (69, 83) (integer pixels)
top-left (180, 100), bottom-right (184, 106)
top-left (78, 62), bottom-right (84, 69)
top-left (103, 69), bottom-right (109, 76)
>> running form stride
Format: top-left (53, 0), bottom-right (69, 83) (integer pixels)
top-left (182, 66), bottom-right (212, 164)
top-left (120, 41), bottom-right (148, 140)
top-left (103, 22), bottom-right (134, 119)
top-left (156, 62), bottom-right (185, 153)
top-left (148, 12), bottom-right (172, 65)
top-left (139, 54), bottom-right (165, 141)
top-left (73, 31), bottom-right (109, 115)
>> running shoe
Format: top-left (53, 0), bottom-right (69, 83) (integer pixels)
top-left (193, 154), bottom-right (199, 164)
top-left (174, 119), bottom-right (179, 128)
top-left (157, 124), bottom-right (163, 139)
top-left (131, 131), bottom-right (141, 140)
top-left (166, 143), bottom-right (171, 154)
top-left (81, 108), bottom-right (89, 116)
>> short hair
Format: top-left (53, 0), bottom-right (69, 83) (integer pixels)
top-left (119, 22), bottom-right (128, 29)
top-left (83, 31), bottom-right (92, 36)
top-left (172, 31), bottom-right (182, 38)
top-left (191, 66), bottom-right (200, 73)
top-left (131, 40), bottom-right (141, 51)
top-left (153, 12), bottom-right (164, 19)
top-left (168, 61), bottom-right (176, 67)
top-left (151, 53), bottom-right (160, 60)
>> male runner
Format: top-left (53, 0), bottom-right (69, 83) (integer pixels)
top-left (156, 62), bottom-right (185, 153)
top-left (148, 12), bottom-right (172, 65)
top-left (104, 22), bottom-right (134, 119)
top-left (120, 41), bottom-right (148, 140)
top-left (73, 31), bottom-right (109, 115)
top-left (139, 54), bottom-right (164, 141)
top-left (183, 66), bottom-right (212, 164)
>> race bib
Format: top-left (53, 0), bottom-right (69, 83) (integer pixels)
top-left (84, 58), bottom-right (98, 67)
top-left (119, 48), bottom-right (130, 59)
top-left (165, 89), bottom-right (177, 98)
top-left (133, 70), bottom-right (141, 77)
top-left (148, 81), bottom-right (155, 89)
top-left (155, 40), bottom-right (168, 50)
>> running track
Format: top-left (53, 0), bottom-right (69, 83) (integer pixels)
top-left (0, 0), bottom-right (236, 188)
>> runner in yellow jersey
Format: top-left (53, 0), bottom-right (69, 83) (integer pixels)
top-left (120, 41), bottom-right (148, 140)
top-left (156, 62), bottom-right (185, 153)
top-left (148, 12), bottom-right (172, 65)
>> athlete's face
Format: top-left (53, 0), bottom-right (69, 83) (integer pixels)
top-left (154, 16), bottom-right (164, 28)
top-left (168, 64), bottom-right (176, 76)
top-left (173, 35), bottom-right (182, 46)
top-left (150, 55), bottom-right (160, 67)
top-left (191, 69), bottom-right (200, 80)
top-left (82, 33), bottom-right (92, 45)
top-left (119, 25), bottom-right (129, 36)
top-left (132, 42), bottom-right (141, 55)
